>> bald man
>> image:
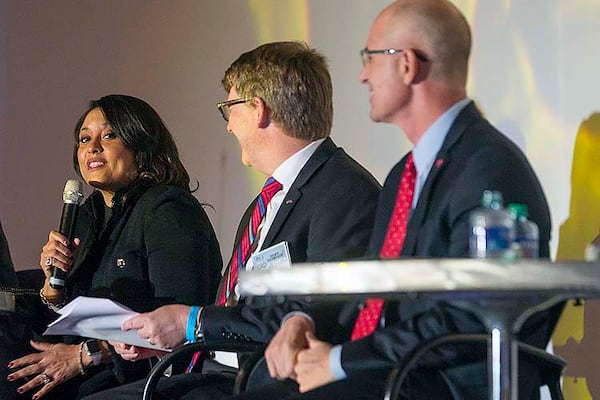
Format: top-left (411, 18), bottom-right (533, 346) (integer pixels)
top-left (232, 1), bottom-right (558, 399)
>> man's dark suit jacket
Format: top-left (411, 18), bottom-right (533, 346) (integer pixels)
top-left (317, 102), bottom-right (556, 400)
top-left (201, 137), bottom-right (381, 343)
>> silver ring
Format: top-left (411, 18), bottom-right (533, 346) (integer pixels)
top-left (41, 372), bottom-right (52, 385)
top-left (44, 257), bottom-right (53, 267)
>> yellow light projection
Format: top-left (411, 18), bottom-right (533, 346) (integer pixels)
top-left (248, 0), bottom-right (309, 44)
top-left (554, 113), bottom-right (600, 400)
top-left (557, 114), bottom-right (600, 261)
top-left (240, 0), bottom-right (310, 191)
top-left (564, 378), bottom-right (593, 400)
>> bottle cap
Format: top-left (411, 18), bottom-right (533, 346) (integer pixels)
top-left (507, 203), bottom-right (528, 219)
top-left (482, 190), bottom-right (503, 210)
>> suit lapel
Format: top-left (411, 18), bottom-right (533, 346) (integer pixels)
top-left (261, 138), bottom-right (337, 248)
top-left (217, 137), bottom-right (338, 300)
top-left (402, 102), bottom-right (481, 255)
top-left (260, 188), bottom-right (301, 249)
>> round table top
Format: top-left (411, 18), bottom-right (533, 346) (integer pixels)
top-left (239, 258), bottom-right (600, 300)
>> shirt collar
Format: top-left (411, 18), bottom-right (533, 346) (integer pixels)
top-left (271, 138), bottom-right (326, 191)
top-left (412, 98), bottom-right (471, 176)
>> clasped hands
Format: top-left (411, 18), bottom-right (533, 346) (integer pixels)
top-left (265, 315), bottom-right (336, 393)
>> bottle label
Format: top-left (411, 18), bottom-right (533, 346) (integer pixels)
top-left (470, 226), bottom-right (513, 258)
top-left (514, 237), bottom-right (539, 258)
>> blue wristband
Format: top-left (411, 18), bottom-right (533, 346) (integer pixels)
top-left (186, 306), bottom-right (200, 343)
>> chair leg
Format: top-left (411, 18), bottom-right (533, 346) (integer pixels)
top-left (549, 380), bottom-right (563, 400)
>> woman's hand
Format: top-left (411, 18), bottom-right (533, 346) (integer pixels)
top-left (7, 341), bottom-right (82, 399)
top-left (39, 230), bottom-right (80, 280)
top-left (110, 341), bottom-right (167, 362)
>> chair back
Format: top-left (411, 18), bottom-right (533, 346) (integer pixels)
top-left (384, 334), bottom-right (565, 400)
top-left (234, 352), bottom-right (280, 394)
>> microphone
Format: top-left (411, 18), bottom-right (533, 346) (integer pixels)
top-left (49, 179), bottom-right (83, 290)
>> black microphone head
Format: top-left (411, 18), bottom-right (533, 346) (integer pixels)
top-left (63, 179), bottom-right (83, 205)
top-left (51, 180), bottom-right (83, 290)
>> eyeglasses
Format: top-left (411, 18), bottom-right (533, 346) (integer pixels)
top-left (360, 47), bottom-right (429, 66)
top-left (216, 98), bottom-right (250, 121)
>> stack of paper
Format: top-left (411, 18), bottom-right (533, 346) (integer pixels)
top-left (44, 296), bottom-right (168, 350)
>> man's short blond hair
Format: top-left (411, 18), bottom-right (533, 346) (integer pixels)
top-left (222, 41), bottom-right (333, 141)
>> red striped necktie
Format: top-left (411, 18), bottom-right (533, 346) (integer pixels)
top-left (350, 153), bottom-right (416, 341)
top-left (186, 177), bottom-right (283, 373)
top-left (217, 176), bottom-right (283, 306)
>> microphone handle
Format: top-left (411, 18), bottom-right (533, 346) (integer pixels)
top-left (49, 202), bottom-right (78, 289)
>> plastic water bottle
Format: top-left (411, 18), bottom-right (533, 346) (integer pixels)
top-left (585, 234), bottom-right (600, 262)
top-left (469, 190), bottom-right (515, 258)
top-left (584, 243), bottom-right (600, 262)
top-left (507, 203), bottom-right (539, 259)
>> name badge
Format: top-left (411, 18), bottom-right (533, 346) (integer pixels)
top-left (250, 241), bottom-right (292, 271)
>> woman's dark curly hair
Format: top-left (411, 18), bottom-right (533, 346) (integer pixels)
top-left (72, 94), bottom-right (190, 190)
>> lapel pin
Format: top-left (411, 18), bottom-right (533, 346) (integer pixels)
top-left (285, 199), bottom-right (294, 205)
top-left (116, 258), bottom-right (126, 268)
top-left (435, 158), bottom-right (444, 168)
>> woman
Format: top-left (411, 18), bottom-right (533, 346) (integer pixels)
top-left (7, 95), bottom-right (222, 399)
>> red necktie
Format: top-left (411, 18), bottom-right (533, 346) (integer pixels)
top-left (217, 176), bottom-right (283, 306)
top-left (351, 153), bottom-right (416, 341)
top-left (187, 177), bottom-right (283, 373)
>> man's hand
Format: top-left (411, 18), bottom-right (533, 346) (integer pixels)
top-left (294, 332), bottom-right (335, 393)
top-left (122, 304), bottom-right (191, 349)
top-left (265, 315), bottom-right (314, 380)
top-left (109, 341), bottom-right (167, 362)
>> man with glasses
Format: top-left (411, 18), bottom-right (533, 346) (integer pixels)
top-left (82, 41), bottom-right (380, 400)
top-left (228, 1), bottom-right (557, 399)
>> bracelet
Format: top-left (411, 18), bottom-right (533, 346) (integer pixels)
top-left (39, 288), bottom-right (67, 312)
top-left (194, 307), bottom-right (205, 343)
top-left (40, 287), bottom-right (60, 300)
top-left (186, 306), bottom-right (200, 342)
top-left (77, 342), bottom-right (87, 375)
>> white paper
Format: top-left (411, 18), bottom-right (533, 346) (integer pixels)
top-left (43, 296), bottom-right (169, 351)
